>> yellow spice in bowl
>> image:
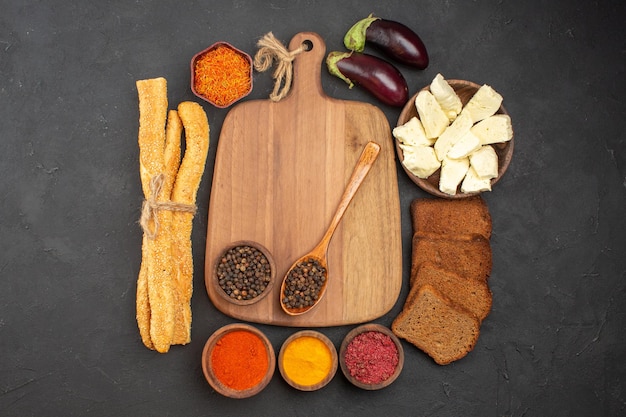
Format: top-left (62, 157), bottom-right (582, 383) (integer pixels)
top-left (282, 336), bottom-right (333, 387)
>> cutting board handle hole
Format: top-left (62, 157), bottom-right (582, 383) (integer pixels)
top-left (301, 39), bottom-right (313, 52)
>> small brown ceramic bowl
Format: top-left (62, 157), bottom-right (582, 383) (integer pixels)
top-left (278, 330), bottom-right (338, 391)
top-left (201, 323), bottom-right (276, 399)
top-left (190, 41), bottom-right (253, 108)
top-left (213, 241), bottom-right (275, 306)
top-left (396, 79), bottom-right (514, 199)
top-left (339, 324), bottom-right (404, 390)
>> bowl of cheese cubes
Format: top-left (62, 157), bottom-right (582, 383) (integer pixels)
top-left (394, 74), bottom-right (513, 198)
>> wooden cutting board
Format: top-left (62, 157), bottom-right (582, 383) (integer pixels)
top-left (204, 32), bottom-right (402, 327)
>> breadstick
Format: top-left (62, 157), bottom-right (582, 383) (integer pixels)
top-left (136, 77), bottom-right (177, 353)
top-left (136, 109), bottom-right (182, 350)
top-left (136, 78), bottom-right (167, 350)
top-left (169, 101), bottom-right (210, 345)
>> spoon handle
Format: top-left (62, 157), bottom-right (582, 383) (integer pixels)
top-left (314, 141), bottom-right (381, 255)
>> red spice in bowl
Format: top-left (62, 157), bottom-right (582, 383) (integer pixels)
top-left (202, 323), bottom-right (275, 398)
top-left (340, 324), bottom-right (404, 390)
top-left (191, 42), bottom-right (253, 108)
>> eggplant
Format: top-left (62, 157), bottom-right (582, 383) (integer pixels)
top-left (326, 51), bottom-right (409, 107)
top-left (344, 14), bottom-right (429, 69)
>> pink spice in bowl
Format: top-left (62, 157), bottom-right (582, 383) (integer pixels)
top-left (339, 323), bottom-right (404, 390)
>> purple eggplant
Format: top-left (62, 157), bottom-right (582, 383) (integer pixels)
top-left (326, 51), bottom-right (409, 107)
top-left (344, 14), bottom-right (429, 69)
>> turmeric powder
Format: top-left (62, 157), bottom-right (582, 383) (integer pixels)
top-left (281, 336), bottom-right (333, 387)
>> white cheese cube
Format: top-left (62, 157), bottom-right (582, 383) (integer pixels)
top-left (447, 129), bottom-right (482, 160)
top-left (471, 114), bottom-right (513, 145)
top-left (460, 84), bottom-right (503, 123)
top-left (439, 157), bottom-right (469, 196)
top-left (430, 73), bottom-right (462, 121)
top-left (461, 166), bottom-right (492, 193)
top-left (415, 90), bottom-right (450, 139)
top-left (469, 145), bottom-right (499, 179)
top-left (433, 113), bottom-right (473, 161)
top-left (401, 145), bottom-right (441, 179)
top-left (392, 117), bottom-right (434, 147)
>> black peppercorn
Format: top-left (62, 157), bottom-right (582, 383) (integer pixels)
top-left (217, 245), bottom-right (272, 301)
top-left (283, 258), bottom-right (326, 310)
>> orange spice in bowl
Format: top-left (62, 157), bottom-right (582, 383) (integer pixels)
top-left (191, 42), bottom-right (253, 108)
top-left (202, 323), bottom-right (275, 398)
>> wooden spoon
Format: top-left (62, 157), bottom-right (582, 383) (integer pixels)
top-left (279, 141), bottom-right (381, 316)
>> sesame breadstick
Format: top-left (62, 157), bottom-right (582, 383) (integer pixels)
top-left (135, 78), bottom-right (167, 351)
top-left (169, 101), bottom-right (210, 345)
top-left (136, 109), bottom-right (183, 350)
top-left (135, 77), bottom-right (177, 353)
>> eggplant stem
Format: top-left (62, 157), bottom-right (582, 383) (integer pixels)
top-left (343, 14), bottom-right (379, 52)
top-left (326, 51), bottom-right (355, 88)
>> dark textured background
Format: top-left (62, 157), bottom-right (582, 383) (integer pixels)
top-left (1, 0), bottom-right (625, 416)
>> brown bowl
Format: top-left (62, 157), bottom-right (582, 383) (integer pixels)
top-left (396, 79), bottom-right (514, 199)
top-left (201, 323), bottom-right (276, 398)
top-left (213, 241), bottom-right (275, 306)
top-left (190, 41), bottom-right (253, 108)
top-left (339, 324), bottom-right (404, 390)
top-left (278, 330), bottom-right (338, 391)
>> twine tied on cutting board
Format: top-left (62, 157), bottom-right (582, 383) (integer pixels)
top-left (254, 32), bottom-right (307, 102)
top-left (139, 173), bottom-right (197, 240)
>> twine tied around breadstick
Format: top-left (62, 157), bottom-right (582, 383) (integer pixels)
top-left (253, 32), bottom-right (307, 102)
top-left (140, 173), bottom-right (196, 240)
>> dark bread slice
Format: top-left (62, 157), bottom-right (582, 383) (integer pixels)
top-left (392, 284), bottom-right (480, 365)
top-left (411, 232), bottom-right (492, 283)
top-left (411, 263), bottom-right (492, 321)
top-left (410, 196), bottom-right (492, 240)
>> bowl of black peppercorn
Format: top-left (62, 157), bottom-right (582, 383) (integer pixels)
top-left (213, 241), bottom-right (276, 306)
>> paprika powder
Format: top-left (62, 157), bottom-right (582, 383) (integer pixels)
top-left (210, 329), bottom-right (269, 391)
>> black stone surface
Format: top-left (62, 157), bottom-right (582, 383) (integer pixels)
top-left (1, 1), bottom-right (625, 416)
